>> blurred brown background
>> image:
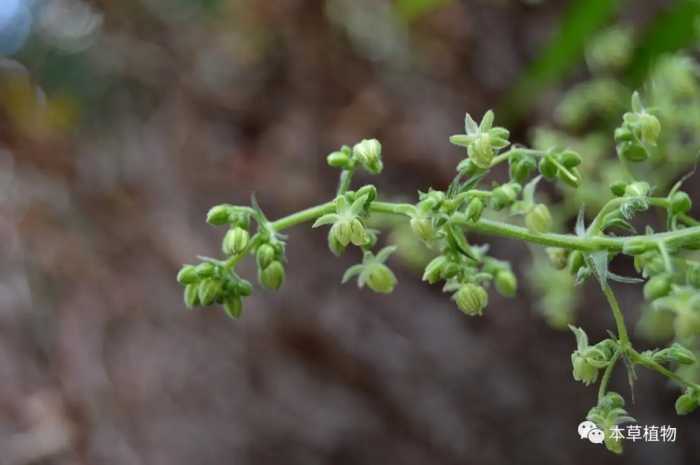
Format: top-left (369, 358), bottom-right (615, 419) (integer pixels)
top-left (0, 0), bottom-right (698, 464)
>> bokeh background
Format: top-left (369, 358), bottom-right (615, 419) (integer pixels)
top-left (1, 0), bottom-right (700, 464)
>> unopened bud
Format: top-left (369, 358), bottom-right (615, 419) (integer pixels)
top-left (224, 296), bottom-right (243, 319)
top-left (327, 150), bottom-right (351, 169)
top-left (353, 139), bottom-right (383, 174)
top-left (453, 284), bottom-right (488, 316)
top-left (366, 264), bottom-right (397, 294)
top-left (670, 191), bottom-right (692, 215)
top-left (256, 244), bottom-right (276, 270)
top-left (222, 227), bottom-right (250, 256)
top-left (468, 133), bottom-right (494, 169)
top-left (206, 204), bottom-right (234, 225)
top-left (494, 270), bottom-right (517, 297)
top-left (260, 261), bottom-right (285, 290)
top-left (177, 265), bottom-right (199, 285)
top-left (198, 278), bottom-right (221, 306)
top-left (525, 204), bottom-right (552, 234)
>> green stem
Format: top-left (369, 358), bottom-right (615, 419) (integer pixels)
top-left (337, 169), bottom-right (355, 195)
top-left (271, 201), bottom-right (336, 231)
top-left (598, 348), bottom-right (622, 402)
top-left (601, 283), bottom-right (631, 348)
top-left (266, 199), bottom-right (700, 253)
top-left (629, 349), bottom-right (700, 390)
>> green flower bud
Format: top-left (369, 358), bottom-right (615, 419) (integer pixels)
top-left (330, 220), bottom-right (352, 247)
top-left (675, 392), bottom-right (699, 415)
top-left (465, 198), bottom-right (484, 222)
top-left (572, 354), bottom-right (599, 385)
top-left (236, 279), bottom-right (253, 297)
top-left (558, 150), bottom-right (582, 168)
top-left (260, 260), bottom-right (285, 290)
top-left (509, 155), bottom-right (536, 183)
top-left (456, 158), bottom-right (480, 176)
top-left (177, 265), bottom-right (199, 285)
top-left (410, 215), bottom-right (434, 242)
top-left (670, 191), bottom-right (692, 215)
top-left (610, 181), bottom-right (627, 197)
top-left (223, 296), bottom-right (243, 319)
top-left (353, 139), bottom-right (383, 174)
top-left (654, 343), bottom-right (697, 365)
top-left (198, 278), bottom-right (221, 306)
top-left (643, 275), bottom-right (672, 301)
top-left (639, 112), bottom-right (661, 146)
top-left (256, 244), bottom-right (276, 270)
top-left (195, 262), bottom-right (216, 278)
top-left (491, 183), bottom-right (521, 210)
top-left (328, 232), bottom-right (346, 256)
top-left (525, 204), bottom-right (552, 234)
top-left (184, 283), bottom-right (200, 308)
top-left (349, 218), bottom-right (369, 246)
top-left (494, 270), bottom-right (517, 297)
top-left (546, 247), bottom-right (569, 270)
top-left (617, 141), bottom-right (648, 162)
top-left (327, 150), bottom-right (352, 169)
top-left (206, 204), bottom-right (234, 225)
top-left (468, 133), bottom-right (494, 169)
top-left (624, 181), bottom-right (650, 198)
top-left (366, 264), bottom-right (397, 294)
top-left (222, 227), bottom-right (250, 256)
top-left (453, 284), bottom-right (488, 316)
top-left (423, 256), bottom-right (448, 284)
top-left (539, 156), bottom-right (558, 179)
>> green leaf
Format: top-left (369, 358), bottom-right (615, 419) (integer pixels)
top-left (312, 214), bottom-right (340, 228)
top-left (569, 325), bottom-right (589, 352)
top-left (342, 264), bottom-right (365, 284)
top-left (375, 245), bottom-right (398, 263)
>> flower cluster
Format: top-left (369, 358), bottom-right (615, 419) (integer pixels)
top-left (178, 85), bottom-right (700, 455)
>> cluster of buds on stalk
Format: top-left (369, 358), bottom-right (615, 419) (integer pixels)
top-left (614, 92), bottom-right (661, 162)
top-left (177, 96), bottom-right (700, 456)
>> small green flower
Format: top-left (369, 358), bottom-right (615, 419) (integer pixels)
top-left (651, 342), bottom-right (697, 365)
top-left (222, 227), bottom-right (250, 256)
top-left (422, 256), bottom-right (448, 284)
top-left (184, 283), bottom-right (200, 308)
top-left (449, 110), bottom-right (510, 169)
top-left (198, 278), bottom-right (222, 306)
top-left (409, 212), bottom-right (434, 242)
top-left (675, 388), bottom-right (699, 415)
top-left (206, 204), bottom-right (235, 225)
top-left (256, 243), bottom-right (276, 270)
top-left (587, 392), bottom-right (635, 454)
top-left (465, 198), bottom-right (484, 222)
top-left (313, 195), bottom-right (371, 253)
top-left (177, 265), bottom-right (199, 285)
top-left (491, 183), bottom-right (521, 210)
top-left (546, 248), bottom-right (569, 270)
top-left (260, 260), bottom-right (285, 290)
top-left (670, 191), bottom-right (692, 215)
top-left (452, 283), bottom-right (488, 316)
top-left (569, 326), bottom-right (615, 386)
top-left (343, 246), bottom-right (398, 294)
top-left (224, 296), bottom-right (243, 319)
top-left (643, 275), bottom-right (671, 301)
top-left (353, 139), bottom-right (383, 174)
top-left (525, 204), bottom-right (552, 234)
top-left (327, 146), bottom-right (353, 169)
top-left (494, 270), bottom-right (517, 297)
